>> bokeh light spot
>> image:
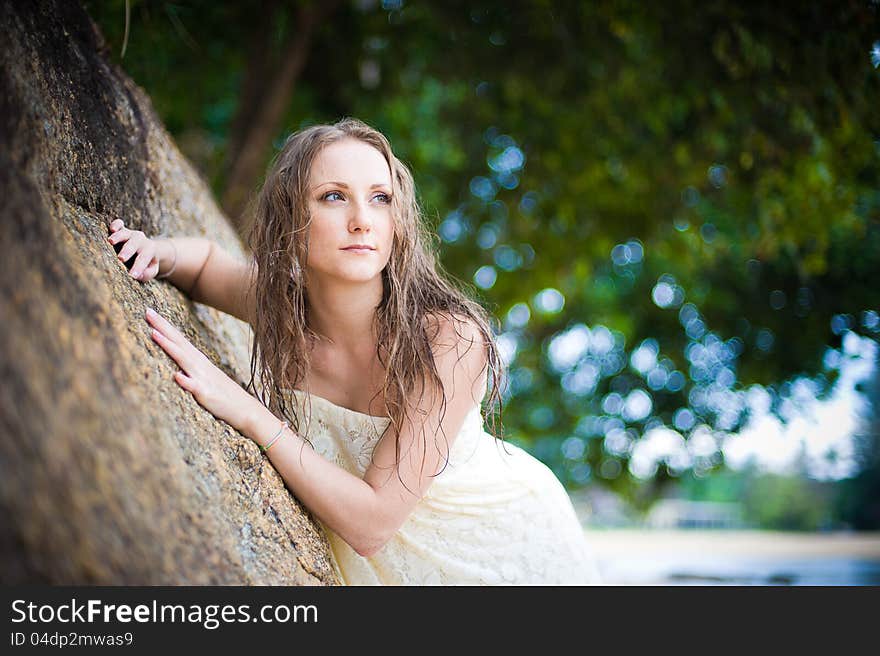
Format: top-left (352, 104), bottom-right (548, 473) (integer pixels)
top-left (506, 302), bottom-right (531, 328)
top-left (652, 275), bottom-right (685, 309)
top-left (622, 389), bottom-right (653, 422)
top-left (708, 164), bottom-right (728, 188)
top-left (473, 265), bottom-right (497, 289)
top-left (561, 436), bottom-right (586, 460)
top-left (769, 290), bottom-right (786, 310)
top-left (681, 186), bottom-right (700, 207)
top-left (469, 176), bottom-right (496, 201)
top-left (534, 288), bottom-right (565, 313)
top-left (673, 408), bottom-right (696, 432)
top-left (756, 329), bottom-right (775, 352)
top-left (439, 211), bottom-right (464, 243)
top-left (477, 223), bottom-right (499, 249)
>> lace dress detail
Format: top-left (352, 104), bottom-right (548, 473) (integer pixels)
top-left (285, 389), bottom-right (602, 585)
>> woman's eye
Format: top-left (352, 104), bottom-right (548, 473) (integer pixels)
top-left (321, 191), bottom-right (390, 203)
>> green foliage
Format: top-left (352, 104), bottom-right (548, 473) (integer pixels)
top-left (85, 0), bottom-right (880, 508)
top-left (741, 473), bottom-right (837, 531)
top-left (680, 468), bottom-right (838, 530)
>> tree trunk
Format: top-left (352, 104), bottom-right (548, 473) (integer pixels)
top-left (0, 0), bottom-right (339, 585)
top-left (221, 1), bottom-right (340, 232)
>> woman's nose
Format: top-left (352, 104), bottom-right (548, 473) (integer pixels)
top-left (348, 202), bottom-right (372, 231)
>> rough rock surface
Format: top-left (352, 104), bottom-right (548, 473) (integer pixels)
top-left (0, 0), bottom-right (339, 585)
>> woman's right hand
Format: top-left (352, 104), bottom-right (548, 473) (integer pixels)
top-left (107, 219), bottom-right (161, 281)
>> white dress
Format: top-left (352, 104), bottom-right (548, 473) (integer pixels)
top-left (285, 388), bottom-right (603, 585)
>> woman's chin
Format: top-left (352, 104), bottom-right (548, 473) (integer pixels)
top-left (311, 268), bottom-right (385, 286)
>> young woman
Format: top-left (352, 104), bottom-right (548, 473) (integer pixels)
top-left (109, 118), bottom-right (602, 585)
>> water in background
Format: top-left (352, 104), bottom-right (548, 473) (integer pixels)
top-left (596, 551), bottom-right (880, 585)
top-left (584, 529), bottom-right (880, 586)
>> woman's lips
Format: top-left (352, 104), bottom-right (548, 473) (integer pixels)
top-left (341, 247), bottom-right (375, 254)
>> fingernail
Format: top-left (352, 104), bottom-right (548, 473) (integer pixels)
top-left (146, 307), bottom-right (156, 317)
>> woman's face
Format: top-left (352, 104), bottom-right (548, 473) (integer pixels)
top-left (305, 138), bottom-right (394, 286)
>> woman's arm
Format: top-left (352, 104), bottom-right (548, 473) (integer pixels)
top-left (244, 315), bottom-right (489, 557)
top-left (146, 307), bottom-right (488, 559)
top-left (172, 238), bottom-right (258, 326)
top-left (244, 406), bottom-right (384, 557)
top-left (109, 219), bottom-right (257, 326)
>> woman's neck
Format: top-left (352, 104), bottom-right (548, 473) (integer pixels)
top-left (305, 277), bottom-right (382, 352)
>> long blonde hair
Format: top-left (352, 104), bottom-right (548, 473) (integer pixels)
top-left (243, 117), bottom-right (504, 483)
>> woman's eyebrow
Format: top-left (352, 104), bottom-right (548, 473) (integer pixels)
top-left (313, 181), bottom-right (392, 190)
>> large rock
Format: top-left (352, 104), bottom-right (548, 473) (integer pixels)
top-left (0, 0), bottom-right (339, 585)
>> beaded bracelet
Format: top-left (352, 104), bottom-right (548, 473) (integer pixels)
top-left (261, 421), bottom-right (289, 452)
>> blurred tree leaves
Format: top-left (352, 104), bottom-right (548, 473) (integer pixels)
top-left (86, 0), bottom-right (880, 504)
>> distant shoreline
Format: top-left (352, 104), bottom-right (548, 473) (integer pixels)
top-left (584, 529), bottom-right (880, 560)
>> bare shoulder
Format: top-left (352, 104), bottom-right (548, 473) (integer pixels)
top-left (422, 312), bottom-right (490, 383)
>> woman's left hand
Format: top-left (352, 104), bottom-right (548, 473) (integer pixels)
top-left (146, 307), bottom-right (257, 433)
